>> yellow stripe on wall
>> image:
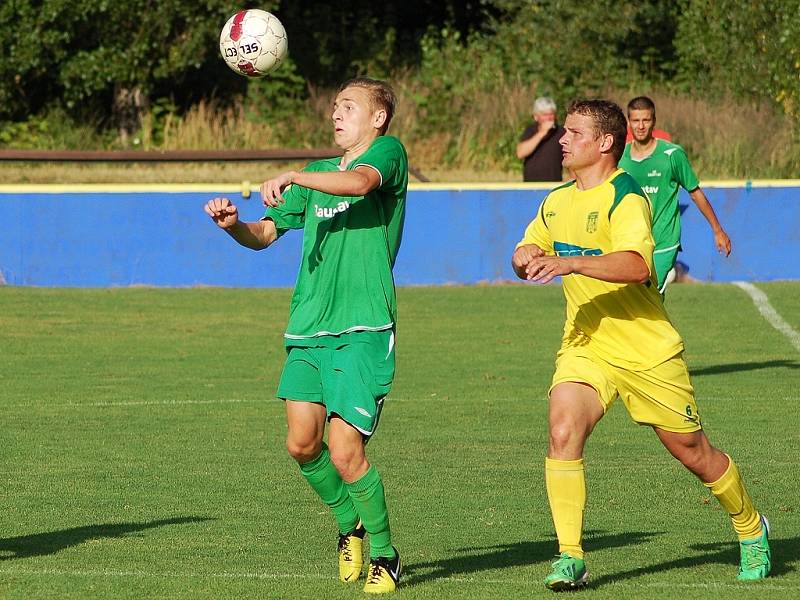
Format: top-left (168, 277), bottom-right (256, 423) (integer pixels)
top-left (1, 180), bottom-right (799, 194)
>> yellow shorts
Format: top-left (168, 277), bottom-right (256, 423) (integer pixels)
top-left (551, 346), bottom-right (701, 433)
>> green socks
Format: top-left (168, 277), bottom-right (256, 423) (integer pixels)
top-left (299, 444), bottom-right (359, 535)
top-left (346, 465), bottom-right (395, 559)
top-left (300, 448), bottom-right (395, 559)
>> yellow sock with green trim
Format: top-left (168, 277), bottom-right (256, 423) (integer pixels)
top-left (545, 457), bottom-right (586, 559)
top-left (704, 455), bottom-right (762, 541)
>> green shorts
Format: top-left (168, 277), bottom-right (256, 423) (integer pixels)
top-left (653, 243), bottom-right (680, 293)
top-left (277, 329), bottom-right (395, 437)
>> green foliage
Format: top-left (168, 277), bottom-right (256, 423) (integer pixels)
top-left (401, 28), bottom-right (521, 170)
top-left (0, 0), bottom-right (273, 121)
top-left (420, 0), bottom-right (679, 104)
top-left (0, 119), bottom-right (49, 147)
top-left (0, 107), bottom-right (110, 149)
top-left (675, 0), bottom-right (800, 122)
top-left (0, 0), bottom-right (495, 126)
top-left (135, 97), bottom-right (179, 148)
top-left (277, 1), bottom-right (500, 86)
top-left (242, 56), bottom-right (314, 143)
top-left (398, 0), bottom-right (681, 169)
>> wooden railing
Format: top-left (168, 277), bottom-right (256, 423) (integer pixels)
top-left (0, 149), bottom-right (430, 181)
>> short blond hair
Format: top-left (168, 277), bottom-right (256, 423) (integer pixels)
top-left (338, 78), bottom-right (397, 134)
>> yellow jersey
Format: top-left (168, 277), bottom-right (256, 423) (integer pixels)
top-left (517, 169), bottom-right (684, 370)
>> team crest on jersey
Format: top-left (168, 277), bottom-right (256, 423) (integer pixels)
top-left (586, 211), bottom-right (598, 233)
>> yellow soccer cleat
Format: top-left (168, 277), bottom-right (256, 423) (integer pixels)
top-left (338, 523), bottom-right (366, 583)
top-left (363, 547), bottom-right (401, 594)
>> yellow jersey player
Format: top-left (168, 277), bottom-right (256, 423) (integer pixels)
top-left (512, 99), bottom-right (770, 590)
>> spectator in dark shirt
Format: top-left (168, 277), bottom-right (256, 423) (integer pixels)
top-left (516, 96), bottom-right (566, 182)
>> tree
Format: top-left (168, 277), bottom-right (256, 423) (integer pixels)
top-left (675, 0), bottom-right (800, 122)
top-left (0, 1), bottom-right (271, 129)
top-left (277, 0), bottom-right (500, 86)
top-left (0, 0), bottom-right (499, 131)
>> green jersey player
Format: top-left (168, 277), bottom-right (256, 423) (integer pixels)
top-left (204, 78), bottom-right (406, 594)
top-left (619, 96), bottom-right (731, 293)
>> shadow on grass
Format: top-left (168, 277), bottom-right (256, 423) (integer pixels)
top-left (403, 529), bottom-right (660, 585)
top-left (590, 533), bottom-right (798, 588)
top-left (0, 516), bottom-right (213, 561)
top-left (690, 359), bottom-right (800, 376)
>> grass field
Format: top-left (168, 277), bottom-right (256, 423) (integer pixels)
top-left (1, 283), bottom-right (798, 599)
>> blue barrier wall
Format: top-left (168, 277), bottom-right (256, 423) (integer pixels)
top-left (0, 183), bottom-right (797, 286)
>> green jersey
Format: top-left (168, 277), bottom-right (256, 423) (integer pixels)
top-left (265, 135), bottom-right (408, 345)
top-left (619, 139), bottom-right (700, 250)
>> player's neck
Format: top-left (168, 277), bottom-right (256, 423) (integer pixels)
top-left (631, 137), bottom-right (657, 159)
top-left (573, 161), bottom-right (617, 191)
top-left (340, 134), bottom-right (380, 168)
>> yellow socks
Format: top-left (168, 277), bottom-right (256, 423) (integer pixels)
top-left (704, 454), bottom-right (762, 540)
top-left (545, 457), bottom-right (586, 559)
top-left (545, 453), bottom-right (761, 556)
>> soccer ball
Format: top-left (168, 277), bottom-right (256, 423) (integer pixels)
top-left (219, 9), bottom-right (288, 78)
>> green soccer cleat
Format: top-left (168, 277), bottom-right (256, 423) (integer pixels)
top-left (363, 547), bottom-right (401, 594)
top-left (737, 515), bottom-right (771, 582)
top-left (544, 552), bottom-right (589, 591)
top-left (337, 522), bottom-right (366, 583)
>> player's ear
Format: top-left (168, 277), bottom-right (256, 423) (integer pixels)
top-left (373, 109), bottom-right (388, 131)
top-left (599, 132), bottom-right (615, 154)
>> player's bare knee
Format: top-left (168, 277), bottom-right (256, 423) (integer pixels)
top-left (285, 437), bottom-right (321, 463)
top-left (329, 445), bottom-right (367, 481)
top-left (329, 447), bottom-right (355, 474)
top-left (670, 439), bottom-right (716, 476)
top-left (548, 421), bottom-right (585, 457)
top-left (674, 446), bottom-right (703, 472)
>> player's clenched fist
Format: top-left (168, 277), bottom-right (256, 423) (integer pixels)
top-left (204, 197), bottom-right (239, 229)
top-left (512, 244), bottom-right (545, 279)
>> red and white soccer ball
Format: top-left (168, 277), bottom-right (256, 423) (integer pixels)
top-left (219, 9), bottom-right (288, 78)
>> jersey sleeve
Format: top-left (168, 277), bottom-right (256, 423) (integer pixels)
top-left (351, 135), bottom-right (408, 192)
top-left (609, 193), bottom-right (655, 275)
top-left (516, 197), bottom-right (554, 253)
top-left (263, 180), bottom-right (307, 236)
top-left (669, 146), bottom-right (700, 191)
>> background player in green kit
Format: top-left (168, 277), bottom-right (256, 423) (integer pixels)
top-left (619, 96), bottom-right (731, 293)
top-left (204, 77), bottom-right (407, 595)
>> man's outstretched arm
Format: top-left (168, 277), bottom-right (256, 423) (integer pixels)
top-left (204, 196), bottom-right (278, 250)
